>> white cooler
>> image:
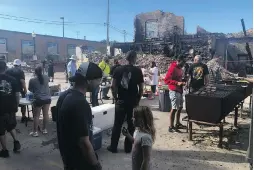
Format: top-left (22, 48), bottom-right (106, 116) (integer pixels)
top-left (92, 104), bottom-right (115, 131)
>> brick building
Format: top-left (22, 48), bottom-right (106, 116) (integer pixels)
top-left (0, 29), bottom-right (106, 62)
top-left (134, 10), bottom-right (185, 42)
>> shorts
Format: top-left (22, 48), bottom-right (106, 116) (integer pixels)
top-left (151, 85), bottom-right (156, 93)
top-left (169, 90), bottom-right (183, 110)
top-left (33, 98), bottom-right (51, 107)
top-left (0, 113), bottom-right (17, 136)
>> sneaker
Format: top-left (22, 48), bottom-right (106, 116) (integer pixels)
top-left (168, 127), bottom-right (175, 133)
top-left (0, 150), bottom-right (9, 158)
top-left (168, 127), bottom-right (181, 133)
top-left (175, 123), bottom-right (187, 129)
top-left (13, 140), bottom-right (21, 152)
top-left (42, 129), bottom-right (48, 134)
top-left (29, 131), bottom-right (39, 137)
top-left (107, 146), bottom-right (118, 153)
top-left (174, 128), bottom-right (182, 133)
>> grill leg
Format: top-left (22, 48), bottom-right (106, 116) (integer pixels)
top-left (188, 121), bottom-right (193, 141)
top-left (234, 107), bottom-right (238, 127)
top-left (186, 120), bottom-right (189, 133)
top-left (218, 124), bottom-right (223, 148)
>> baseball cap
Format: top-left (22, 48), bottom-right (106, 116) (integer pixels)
top-left (69, 55), bottom-right (76, 60)
top-left (13, 59), bottom-right (22, 66)
top-left (69, 62), bottom-right (103, 82)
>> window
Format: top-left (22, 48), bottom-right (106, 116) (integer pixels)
top-left (67, 44), bottom-right (76, 57)
top-left (47, 42), bottom-right (58, 55)
top-left (21, 40), bottom-right (34, 55)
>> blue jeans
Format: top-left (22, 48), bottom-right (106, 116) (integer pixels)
top-left (91, 86), bottom-right (99, 107)
top-left (102, 87), bottom-right (110, 98)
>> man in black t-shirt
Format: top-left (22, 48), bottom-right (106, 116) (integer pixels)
top-left (5, 59), bottom-right (28, 123)
top-left (107, 50), bottom-right (144, 153)
top-left (56, 62), bottom-right (102, 170)
top-left (187, 55), bottom-right (209, 92)
top-left (0, 61), bottom-right (21, 158)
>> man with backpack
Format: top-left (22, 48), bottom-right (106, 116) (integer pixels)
top-left (107, 50), bottom-right (144, 153)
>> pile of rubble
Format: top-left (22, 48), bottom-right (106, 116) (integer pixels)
top-left (114, 54), bottom-right (174, 73)
top-left (226, 28), bottom-right (253, 38)
top-left (86, 53), bottom-right (174, 73)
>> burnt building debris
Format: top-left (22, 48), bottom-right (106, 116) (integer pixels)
top-left (111, 11), bottom-right (253, 74)
top-left (134, 10), bottom-right (184, 42)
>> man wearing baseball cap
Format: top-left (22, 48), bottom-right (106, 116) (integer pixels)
top-left (56, 62), bottom-right (102, 170)
top-left (5, 59), bottom-right (28, 123)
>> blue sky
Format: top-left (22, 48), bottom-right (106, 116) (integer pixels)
top-left (0, 0), bottom-right (253, 42)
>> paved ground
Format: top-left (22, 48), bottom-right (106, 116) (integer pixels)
top-left (0, 72), bottom-right (252, 170)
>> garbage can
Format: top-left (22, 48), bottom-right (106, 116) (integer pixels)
top-left (159, 90), bottom-right (171, 112)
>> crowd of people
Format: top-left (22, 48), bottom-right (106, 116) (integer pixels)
top-left (0, 59), bottom-right (52, 157)
top-left (0, 50), bottom-right (252, 170)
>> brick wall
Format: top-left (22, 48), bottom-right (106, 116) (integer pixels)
top-left (0, 29), bottom-right (105, 62)
top-left (134, 10), bottom-right (184, 42)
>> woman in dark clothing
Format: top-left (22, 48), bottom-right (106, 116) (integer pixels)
top-left (48, 60), bottom-right (54, 82)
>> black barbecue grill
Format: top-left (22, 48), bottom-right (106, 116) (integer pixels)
top-left (185, 82), bottom-right (252, 148)
top-left (186, 84), bottom-right (245, 124)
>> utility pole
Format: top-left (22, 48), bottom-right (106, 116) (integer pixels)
top-left (106, 0), bottom-right (110, 47)
top-left (60, 17), bottom-right (65, 37)
top-left (123, 30), bottom-right (126, 42)
top-left (76, 31), bottom-right (80, 39)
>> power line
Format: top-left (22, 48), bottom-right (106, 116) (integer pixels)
top-left (0, 16), bottom-right (62, 25)
top-left (0, 13), bottom-right (134, 38)
top-left (0, 14), bottom-right (103, 26)
top-left (0, 14), bottom-right (63, 23)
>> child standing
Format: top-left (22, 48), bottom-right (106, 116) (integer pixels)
top-left (122, 106), bottom-right (156, 170)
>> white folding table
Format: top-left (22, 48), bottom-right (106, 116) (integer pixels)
top-left (19, 96), bottom-right (59, 126)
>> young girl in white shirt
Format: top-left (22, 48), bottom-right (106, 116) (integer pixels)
top-left (122, 106), bottom-right (156, 170)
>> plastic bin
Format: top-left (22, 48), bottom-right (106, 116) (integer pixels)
top-left (159, 90), bottom-right (171, 112)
